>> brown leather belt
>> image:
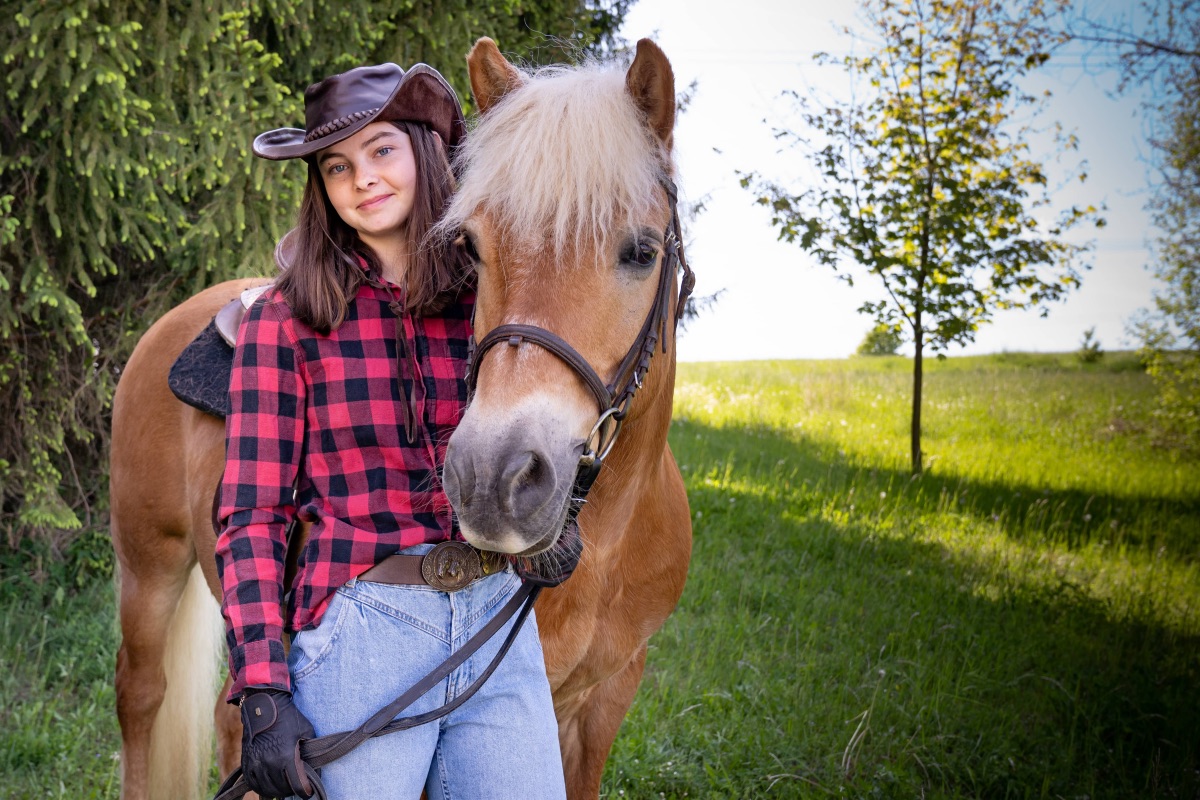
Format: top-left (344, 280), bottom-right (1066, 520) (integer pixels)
top-left (358, 541), bottom-right (509, 592)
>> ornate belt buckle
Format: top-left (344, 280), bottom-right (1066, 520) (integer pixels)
top-left (422, 541), bottom-right (482, 592)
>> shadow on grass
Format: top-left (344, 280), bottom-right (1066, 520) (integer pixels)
top-left (608, 418), bottom-right (1200, 798)
top-left (669, 417), bottom-right (1200, 559)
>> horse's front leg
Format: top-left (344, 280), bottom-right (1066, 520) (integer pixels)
top-left (559, 644), bottom-right (649, 800)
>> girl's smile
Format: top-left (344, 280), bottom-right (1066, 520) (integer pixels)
top-left (357, 194), bottom-right (393, 210)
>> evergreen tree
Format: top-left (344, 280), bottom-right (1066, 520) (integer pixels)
top-left (0, 0), bottom-right (629, 543)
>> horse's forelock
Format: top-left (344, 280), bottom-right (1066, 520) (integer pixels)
top-left (440, 61), bottom-right (672, 257)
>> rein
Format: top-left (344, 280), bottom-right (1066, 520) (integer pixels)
top-left (466, 178), bottom-right (695, 499)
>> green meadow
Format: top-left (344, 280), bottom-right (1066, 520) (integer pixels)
top-left (604, 353), bottom-right (1200, 798)
top-left (2, 353), bottom-right (1198, 798)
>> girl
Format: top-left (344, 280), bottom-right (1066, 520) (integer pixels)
top-left (216, 62), bottom-right (566, 800)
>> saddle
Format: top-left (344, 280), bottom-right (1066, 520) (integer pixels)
top-left (168, 284), bottom-right (273, 418)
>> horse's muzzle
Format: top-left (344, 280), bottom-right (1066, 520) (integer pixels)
top-left (444, 413), bottom-right (577, 554)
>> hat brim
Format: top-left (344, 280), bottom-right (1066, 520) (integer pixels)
top-left (253, 64), bottom-right (466, 161)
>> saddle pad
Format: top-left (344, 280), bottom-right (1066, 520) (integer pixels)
top-left (168, 319), bottom-right (234, 418)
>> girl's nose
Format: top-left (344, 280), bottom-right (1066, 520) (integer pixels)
top-left (355, 166), bottom-right (378, 190)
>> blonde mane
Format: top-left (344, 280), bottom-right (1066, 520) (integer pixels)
top-left (440, 60), bottom-right (673, 254)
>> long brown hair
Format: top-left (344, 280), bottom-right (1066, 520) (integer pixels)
top-left (276, 121), bottom-right (469, 333)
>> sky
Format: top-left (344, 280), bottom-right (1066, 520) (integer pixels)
top-left (616, 0), bottom-right (1163, 362)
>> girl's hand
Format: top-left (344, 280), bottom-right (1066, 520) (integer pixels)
top-left (240, 687), bottom-right (317, 799)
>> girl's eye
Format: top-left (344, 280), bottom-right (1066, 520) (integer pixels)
top-left (622, 241), bottom-right (658, 269)
top-left (327, 164), bottom-right (347, 175)
top-left (377, 146), bottom-right (392, 156)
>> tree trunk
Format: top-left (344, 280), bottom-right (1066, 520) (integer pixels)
top-left (911, 315), bottom-right (924, 476)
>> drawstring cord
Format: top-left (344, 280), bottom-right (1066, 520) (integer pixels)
top-left (388, 299), bottom-right (421, 446)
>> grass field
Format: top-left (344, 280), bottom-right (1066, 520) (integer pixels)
top-left (603, 353), bottom-right (1200, 799)
top-left (2, 353), bottom-right (1198, 798)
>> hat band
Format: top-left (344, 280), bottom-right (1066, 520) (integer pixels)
top-left (303, 107), bottom-right (381, 143)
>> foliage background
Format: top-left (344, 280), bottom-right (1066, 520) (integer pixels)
top-left (0, 0), bottom-right (628, 546)
top-left (1130, 4), bottom-right (1200, 453)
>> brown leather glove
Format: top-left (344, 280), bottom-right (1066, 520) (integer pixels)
top-left (240, 687), bottom-right (316, 799)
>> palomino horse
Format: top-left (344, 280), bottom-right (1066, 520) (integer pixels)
top-left (109, 37), bottom-right (691, 800)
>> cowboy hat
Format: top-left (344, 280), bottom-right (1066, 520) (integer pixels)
top-left (253, 63), bottom-right (466, 160)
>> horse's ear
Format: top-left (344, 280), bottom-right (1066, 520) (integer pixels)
top-left (625, 38), bottom-right (675, 149)
top-left (467, 37), bottom-right (523, 114)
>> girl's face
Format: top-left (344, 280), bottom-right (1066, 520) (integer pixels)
top-left (317, 121), bottom-right (418, 251)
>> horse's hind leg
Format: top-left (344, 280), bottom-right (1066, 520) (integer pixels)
top-left (560, 644), bottom-right (649, 799)
top-left (114, 538), bottom-right (189, 800)
top-left (115, 533), bottom-right (222, 800)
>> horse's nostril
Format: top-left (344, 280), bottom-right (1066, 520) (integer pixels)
top-left (444, 450), bottom-right (475, 509)
top-left (500, 450), bottom-right (554, 518)
top-left (522, 453), bottom-right (543, 488)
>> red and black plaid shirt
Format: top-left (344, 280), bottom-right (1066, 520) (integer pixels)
top-left (215, 275), bottom-right (474, 699)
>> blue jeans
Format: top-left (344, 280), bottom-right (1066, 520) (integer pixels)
top-left (288, 545), bottom-right (566, 799)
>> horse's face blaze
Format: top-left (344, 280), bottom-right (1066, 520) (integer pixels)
top-left (443, 38), bottom-right (677, 556)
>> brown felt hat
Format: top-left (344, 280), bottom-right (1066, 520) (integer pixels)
top-left (253, 63), bottom-right (466, 160)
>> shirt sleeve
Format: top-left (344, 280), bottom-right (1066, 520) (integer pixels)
top-left (215, 297), bottom-right (306, 702)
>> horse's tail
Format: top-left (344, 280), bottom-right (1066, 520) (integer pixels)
top-left (148, 564), bottom-right (224, 800)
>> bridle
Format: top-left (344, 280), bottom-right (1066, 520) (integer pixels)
top-left (465, 177), bottom-right (696, 511)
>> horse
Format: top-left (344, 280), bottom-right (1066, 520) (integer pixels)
top-left (109, 37), bottom-right (692, 800)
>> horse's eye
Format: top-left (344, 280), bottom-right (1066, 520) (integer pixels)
top-left (457, 231), bottom-right (480, 264)
top-left (622, 241), bottom-right (658, 269)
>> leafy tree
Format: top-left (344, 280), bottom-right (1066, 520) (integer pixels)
top-left (1076, 326), bottom-right (1103, 364)
top-left (0, 0), bottom-right (629, 546)
top-left (1132, 61), bottom-right (1200, 450)
top-left (1142, 66), bottom-right (1200, 450)
top-left (857, 323), bottom-right (904, 356)
top-left (1073, 1), bottom-right (1200, 452)
top-left (1067, 0), bottom-right (1199, 87)
top-left (742, 0), bottom-right (1102, 474)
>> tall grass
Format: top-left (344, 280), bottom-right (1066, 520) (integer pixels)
top-left (0, 529), bottom-right (121, 798)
